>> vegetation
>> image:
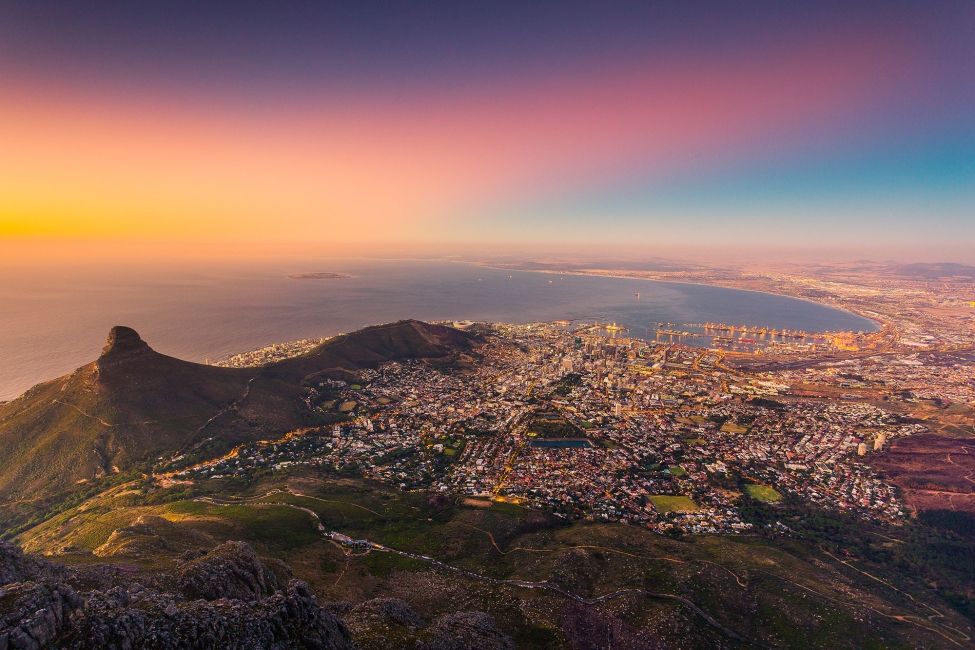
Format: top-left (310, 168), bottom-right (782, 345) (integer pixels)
top-left (551, 372), bottom-right (582, 396)
top-left (719, 421), bottom-right (749, 434)
top-left (740, 494), bottom-right (975, 621)
top-left (527, 410), bottom-right (584, 439)
top-left (649, 495), bottom-right (700, 513)
top-left (743, 483), bottom-right (782, 503)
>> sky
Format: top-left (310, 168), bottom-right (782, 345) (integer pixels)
top-left (1, 1), bottom-right (974, 263)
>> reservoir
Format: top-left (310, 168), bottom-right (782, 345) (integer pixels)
top-left (0, 258), bottom-right (877, 400)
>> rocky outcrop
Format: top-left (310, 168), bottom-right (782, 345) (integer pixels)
top-left (64, 579), bottom-right (352, 649)
top-left (343, 597), bottom-right (426, 648)
top-left (177, 541), bottom-right (283, 601)
top-left (0, 581), bottom-right (83, 650)
top-left (0, 541), bottom-right (63, 584)
top-left (0, 541), bottom-right (352, 650)
top-left (96, 326), bottom-right (154, 369)
top-left (418, 611), bottom-right (514, 650)
top-left (349, 597), bottom-right (425, 629)
top-left (0, 545), bottom-right (93, 649)
top-left (93, 515), bottom-right (214, 558)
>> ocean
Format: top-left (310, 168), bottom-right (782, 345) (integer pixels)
top-left (0, 258), bottom-right (876, 400)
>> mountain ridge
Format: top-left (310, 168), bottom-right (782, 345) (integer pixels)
top-left (0, 320), bottom-right (475, 502)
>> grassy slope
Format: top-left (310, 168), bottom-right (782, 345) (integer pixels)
top-left (0, 343), bottom-right (260, 500)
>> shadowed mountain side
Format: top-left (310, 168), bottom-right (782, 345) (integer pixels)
top-left (0, 321), bottom-right (476, 500)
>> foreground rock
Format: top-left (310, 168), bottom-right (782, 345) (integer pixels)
top-left (0, 581), bottom-right (83, 649)
top-left (177, 541), bottom-right (284, 601)
top-left (63, 580), bottom-right (352, 649)
top-left (1, 540), bottom-right (351, 649)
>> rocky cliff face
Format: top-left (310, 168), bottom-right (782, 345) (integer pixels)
top-left (96, 326), bottom-right (154, 369)
top-left (0, 540), bottom-right (513, 650)
top-left (0, 541), bottom-right (65, 584)
top-left (177, 541), bottom-right (284, 601)
top-left (0, 540), bottom-right (352, 649)
top-left (62, 579), bottom-right (353, 650)
top-left (0, 581), bottom-right (83, 650)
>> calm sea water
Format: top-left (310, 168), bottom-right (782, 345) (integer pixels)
top-left (0, 258), bottom-right (876, 400)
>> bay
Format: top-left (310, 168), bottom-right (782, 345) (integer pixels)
top-left (0, 258), bottom-right (876, 400)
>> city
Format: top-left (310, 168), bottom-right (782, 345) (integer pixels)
top-left (172, 266), bottom-right (973, 538)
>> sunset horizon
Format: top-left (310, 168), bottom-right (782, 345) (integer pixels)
top-left (3, 1), bottom-right (973, 262)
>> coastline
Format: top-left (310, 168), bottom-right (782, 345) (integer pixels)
top-left (178, 262), bottom-right (888, 367)
top-left (478, 263), bottom-right (885, 333)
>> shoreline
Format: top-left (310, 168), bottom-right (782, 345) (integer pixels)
top-left (478, 263), bottom-right (884, 333)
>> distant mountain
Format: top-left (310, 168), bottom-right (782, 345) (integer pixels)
top-left (891, 262), bottom-right (975, 279)
top-left (0, 320), bottom-right (475, 501)
top-left (488, 258), bottom-right (709, 273)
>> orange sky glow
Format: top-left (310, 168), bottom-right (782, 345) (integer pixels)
top-left (1, 26), bottom-right (919, 263)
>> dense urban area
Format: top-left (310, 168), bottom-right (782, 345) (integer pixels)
top-left (178, 264), bottom-right (975, 536)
